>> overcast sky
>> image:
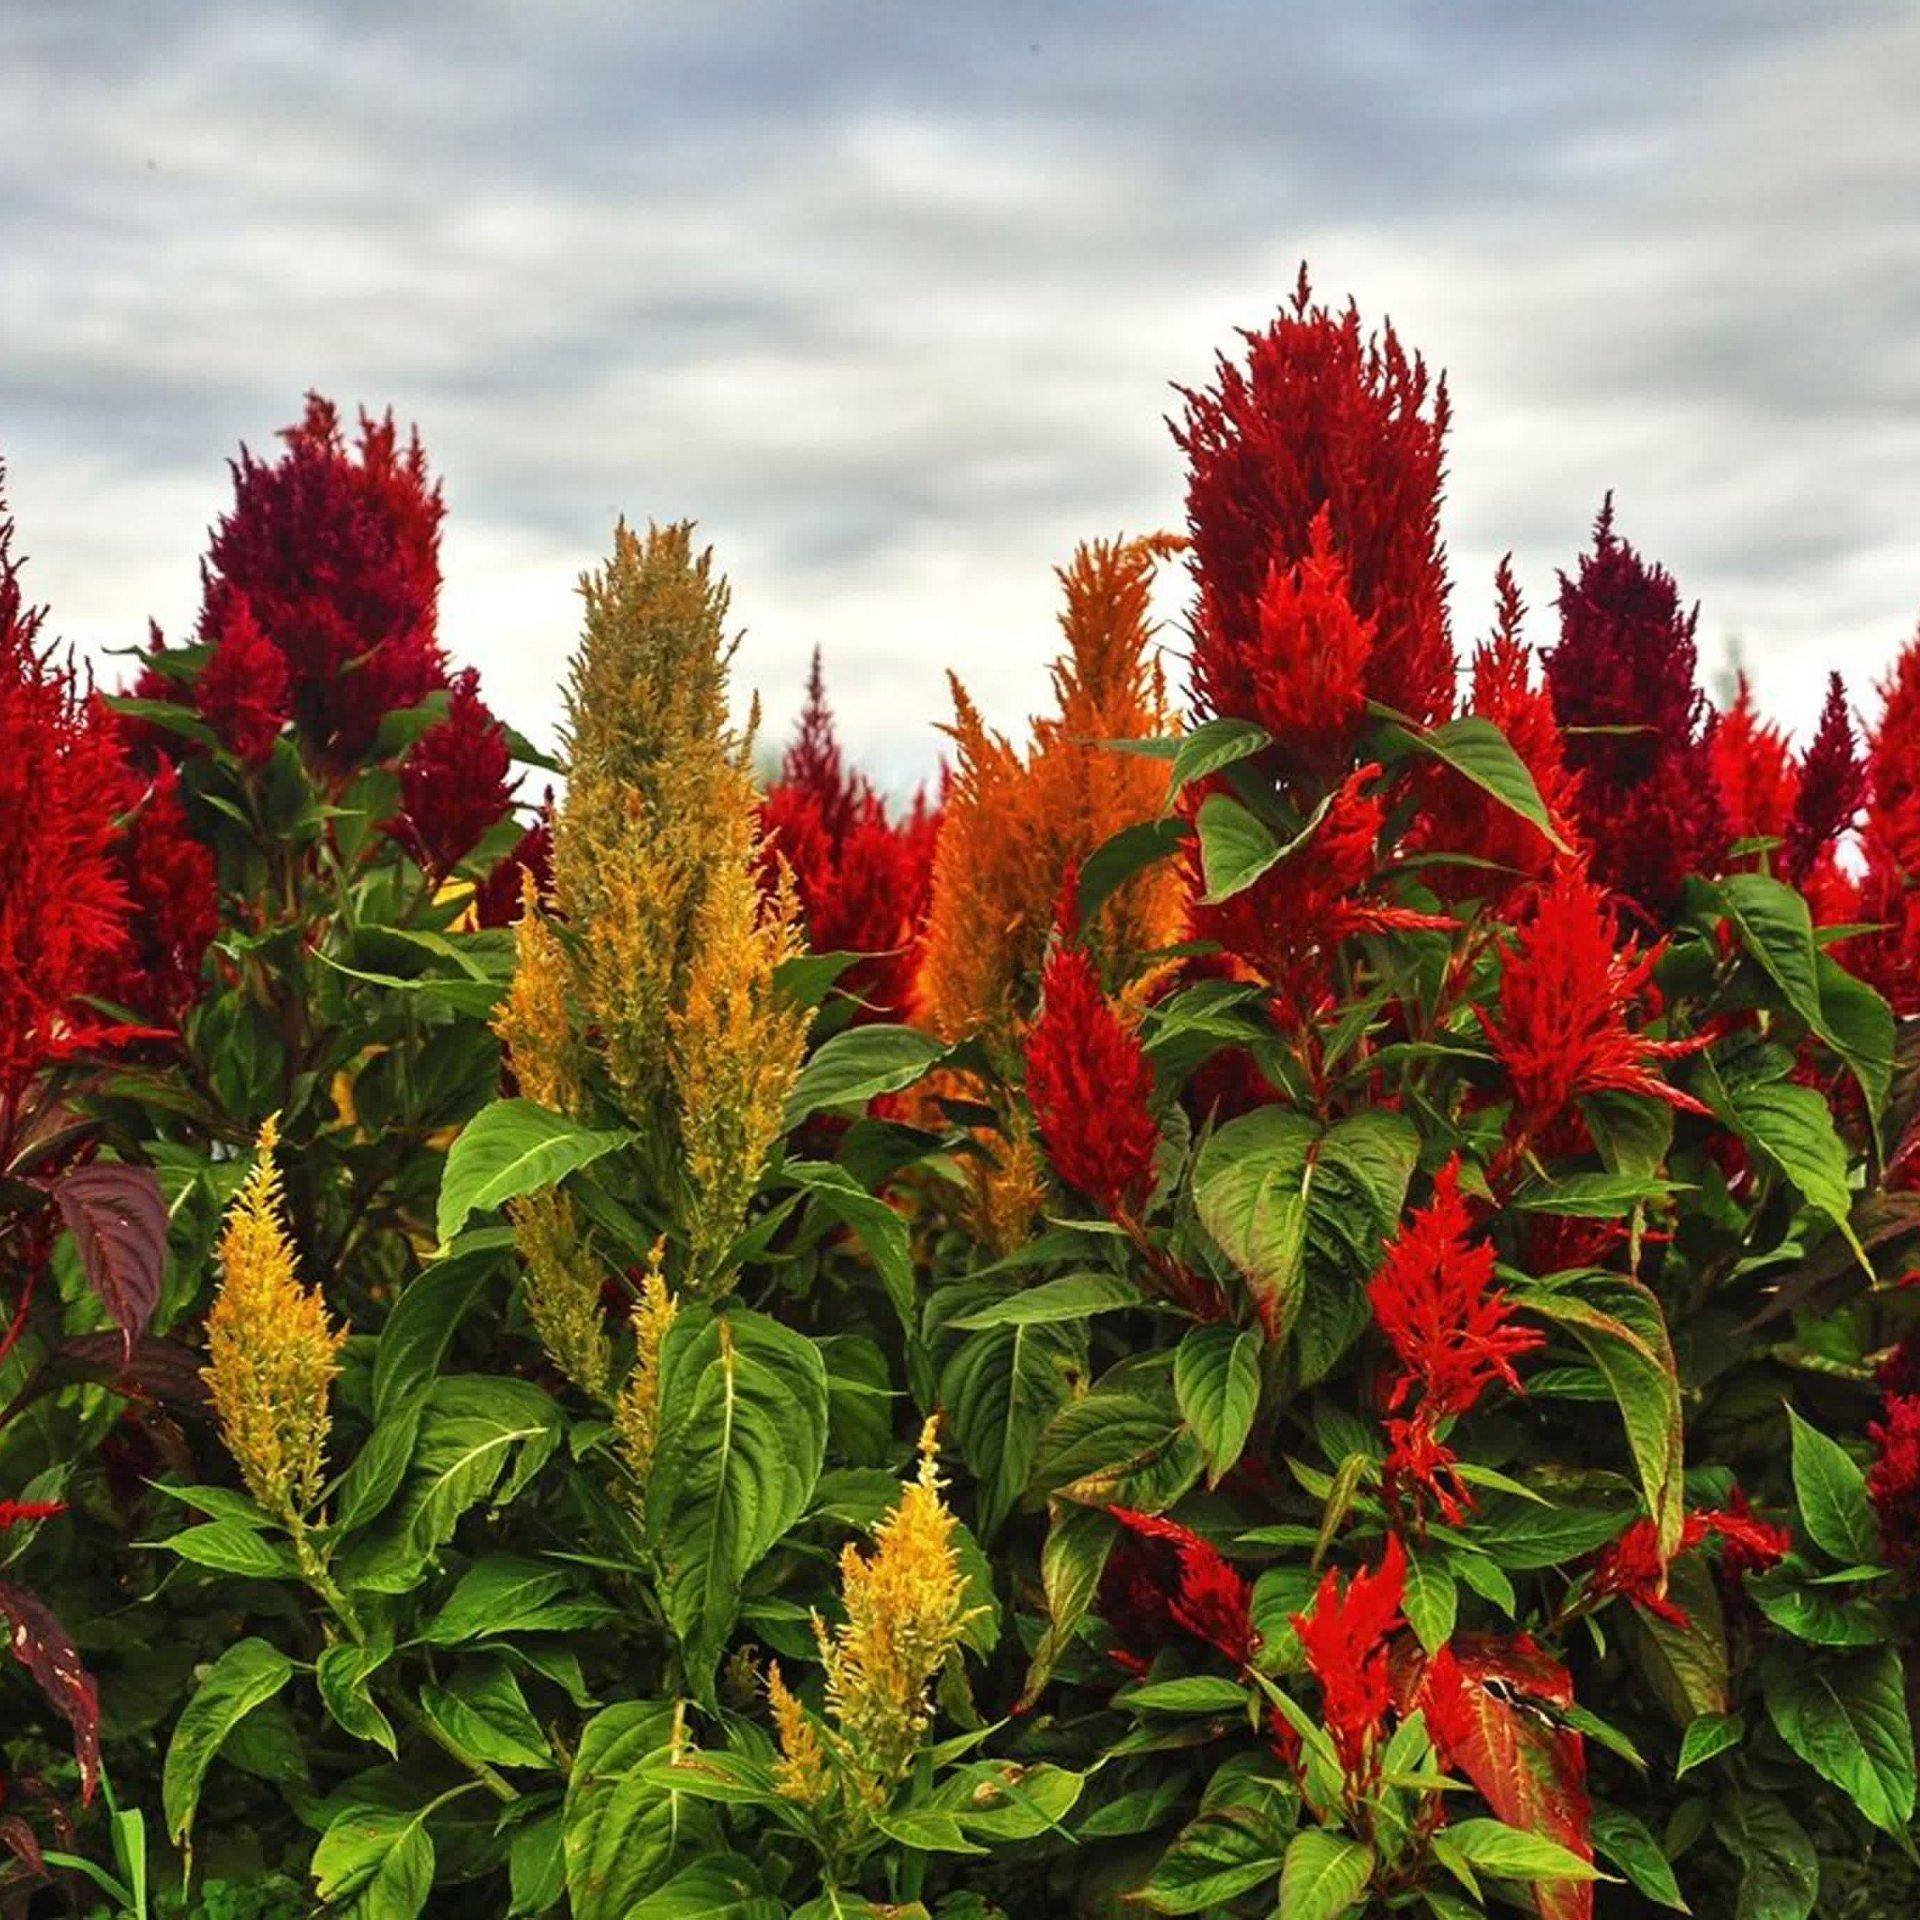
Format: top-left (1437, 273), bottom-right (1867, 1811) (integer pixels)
top-left (3, 1), bottom-right (1917, 789)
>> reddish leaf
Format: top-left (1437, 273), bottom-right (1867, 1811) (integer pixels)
top-left (0, 1577), bottom-right (101, 1802)
top-left (57, 1332), bottom-right (209, 1417)
top-left (50, 1162), bottom-right (168, 1353)
top-left (1411, 1633), bottom-right (1592, 1920)
top-left (0, 1814), bottom-right (44, 1881)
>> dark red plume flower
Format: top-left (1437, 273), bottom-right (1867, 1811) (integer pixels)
top-left (1543, 500), bottom-right (1727, 916)
top-left (1868, 1393), bottom-right (1920, 1581)
top-left (1290, 1536), bottom-right (1406, 1785)
top-left (1024, 931), bottom-right (1160, 1219)
top-left (759, 652), bottom-right (938, 1018)
top-left (1784, 672), bottom-right (1864, 888)
top-left (199, 394), bottom-right (446, 763)
top-left (1100, 1507), bottom-right (1257, 1674)
top-left (473, 812), bottom-right (554, 928)
top-left (1179, 268), bottom-right (1455, 746)
top-left (1709, 675), bottom-right (1798, 848)
top-left (1480, 865), bottom-right (1709, 1141)
top-left (0, 478), bottom-right (129, 1136)
top-left (394, 669), bottom-right (518, 874)
top-left (106, 753), bottom-right (218, 1029)
top-left (194, 591), bottom-right (289, 766)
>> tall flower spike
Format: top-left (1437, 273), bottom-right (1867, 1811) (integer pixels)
top-left (1024, 929), bottom-right (1161, 1220)
top-left (1101, 1507), bottom-right (1257, 1673)
top-left (814, 1417), bottom-right (976, 1804)
top-left (1784, 672), bottom-right (1864, 886)
top-left (1708, 674), bottom-right (1798, 848)
top-left (105, 753), bottom-right (218, 1030)
top-left (1868, 1394), bottom-right (1920, 1582)
top-left (614, 1242), bottom-right (678, 1483)
top-left (394, 666), bottom-right (519, 874)
top-left (0, 473), bottom-right (128, 1143)
top-left (1480, 865), bottom-right (1709, 1141)
top-left (193, 591), bottom-right (289, 766)
top-left (203, 1118), bottom-right (346, 1526)
top-left (1290, 1535), bottom-right (1406, 1788)
top-left (512, 1189), bottom-right (611, 1400)
top-left (1179, 268), bottom-right (1455, 740)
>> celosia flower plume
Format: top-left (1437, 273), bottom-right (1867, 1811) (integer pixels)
top-left (1784, 671), bottom-right (1864, 890)
top-left (105, 753), bottom-right (219, 1030)
top-left (1585, 1505), bottom-right (1790, 1626)
top-left (393, 667), bottom-right (518, 874)
top-left (1289, 1535), bottom-right (1406, 1787)
top-left (194, 591), bottom-right (289, 766)
top-left (1099, 1507), bottom-right (1257, 1675)
top-left (1179, 267), bottom-right (1455, 744)
top-left (1709, 675), bottom-right (1798, 849)
top-left (1868, 1393), bottom-right (1920, 1581)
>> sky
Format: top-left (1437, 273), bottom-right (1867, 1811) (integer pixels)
top-left (3, 1), bottom-right (1918, 791)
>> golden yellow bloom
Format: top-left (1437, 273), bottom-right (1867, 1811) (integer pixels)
top-left (768, 1661), bottom-right (830, 1809)
top-left (814, 1418), bottom-right (975, 1801)
top-left (966, 1094), bottom-right (1050, 1258)
top-left (670, 851), bottom-right (810, 1283)
top-left (511, 1188), bottom-right (612, 1400)
top-left (495, 871), bottom-right (584, 1118)
top-left (614, 1241), bottom-right (678, 1481)
top-left (915, 534), bottom-right (1185, 1050)
top-left (204, 1118), bottom-right (346, 1527)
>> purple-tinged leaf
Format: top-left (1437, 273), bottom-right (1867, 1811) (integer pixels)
top-left (0, 1576), bottom-right (100, 1802)
top-left (50, 1163), bottom-right (168, 1352)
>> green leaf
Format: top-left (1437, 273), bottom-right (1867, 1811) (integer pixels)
top-left (624, 1855), bottom-right (785, 1918)
top-left (1173, 1323), bottom-right (1261, 1485)
top-left (424, 1555), bottom-right (592, 1644)
top-left (947, 1269), bottom-right (1147, 1330)
top-left (1192, 1106), bottom-right (1316, 1340)
top-left (151, 1520), bottom-right (298, 1579)
top-left (1722, 1789), bottom-right (1819, 1920)
top-left (1675, 1710), bottom-right (1744, 1778)
top-left (1166, 715), bottom-right (1272, 804)
top-left (162, 1639), bottom-right (294, 1843)
top-left (565, 1702), bottom-right (717, 1920)
top-left (1133, 1807), bottom-right (1284, 1913)
top-left (373, 1243), bottom-right (503, 1418)
top-left (648, 1308), bottom-right (828, 1690)
top-left (1077, 816), bottom-right (1190, 929)
top-left (1761, 1643), bottom-right (1916, 1836)
top-left (508, 1811), bottom-right (566, 1917)
top-left (419, 1659), bottom-right (554, 1770)
top-left (1519, 1273), bottom-right (1685, 1558)
top-left (942, 1315), bottom-right (1085, 1538)
top-left (1436, 1817), bottom-right (1602, 1883)
top-left (1031, 1384), bottom-right (1203, 1513)
top-left (1787, 1407), bottom-right (1880, 1565)
top-left (1703, 1071), bottom-right (1864, 1263)
top-left (1591, 1803), bottom-right (1687, 1911)
top-left (1277, 1828), bottom-right (1374, 1920)
top-left (1747, 1567), bottom-right (1888, 1645)
top-left (436, 1100), bottom-right (630, 1247)
top-left (1120, 1674), bottom-right (1250, 1714)
top-left (784, 1024), bottom-right (943, 1125)
top-left (317, 1642), bottom-right (397, 1756)
top-left (311, 1805), bottom-right (435, 1920)
top-left (1382, 710), bottom-right (1569, 853)
top-left (1402, 1549), bottom-right (1458, 1655)
top-left (784, 1159), bottom-right (921, 1353)
top-left (1195, 792), bottom-right (1281, 903)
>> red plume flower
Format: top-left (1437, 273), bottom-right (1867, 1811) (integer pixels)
top-left (1480, 865), bottom-right (1709, 1141)
top-left (0, 1499), bottom-right (66, 1531)
top-left (107, 753), bottom-right (218, 1029)
top-left (1100, 1507), bottom-right (1257, 1674)
top-left (1543, 500), bottom-right (1727, 916)
top-left (1179, 268), bottom-right (1455, 746)
top-left (760, 651), bottom-right (937, 1019)
top-left (1868, 1394), bottom-right (1920, 1582)
top-left (1709, 675), bottom-right (1798, 848)
top-left (1587, 1505), bottom-right (1790, 1626)
top-left (473, 812), bottom-right (554, 929)
top-left (1290, 1536), bottom-right (1406, 1786)
top-left (1024, 928), bottom-right (1160, 1219)
top-left (394, 668), bottom-right (518, 874)
top-left (195, 591), bottom-right (289, 766)
top-left (0, 478), bottom-right (129, 1137)
top-left (199, 394), bottom-right (446, 763)
top-left (1784, 672), bottom-right (1864, 888)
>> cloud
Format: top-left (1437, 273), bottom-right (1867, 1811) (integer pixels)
top-left (1, 0), bottom-right (1916, 787)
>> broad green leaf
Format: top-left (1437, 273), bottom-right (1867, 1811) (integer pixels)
top-left (1020, 1502), bottom-right (1113, 1708)
top-left (1721, 1790), bottom-right (1818, 1920)
top-left (1760, 1643), bottom-right (1916, 1837)
top-left (1173, 1322), bottom-right (1261, 1485)
top-left (624, 1856), bottom-right (790, 1916)
top-left (425, 1555), bottom-right (594, 1645)
top-left (1382, 710), bottom-right (1569, 852)
top-left (1277, 1828), bottom-right (1374, 1920)
top-left (310, 1805), bottom-right (435, 1920)
top-left (436, 1100), bottom-right (629, 1247)
top-left (1787, 1407), bottom-right (1880, 1565)
top-left (1133, 1807), bottom-right (1284, 1913)
top-left (372, 1242), bottom-right (504, 1417)
top-left (1077, 815), bottom-right (1190, 928)
top-left (784, 1024), bottom-right (942, 1125)
top-left (1703, 1072), bottom-right (1863, 1263)
top-left (162, 1638), bottom-right (293, 1842)
top-left (942, 1314), bottom-right (1085, 1538)
top-left (1166, 716), bottom-right (1272, 804)
top-left (1436, 1818), bottom-right (1602, 1882)
top-left (1120, 1674), bottom-right (1250, 1714)
top-left (649, 1308), bottom-right (828, 1689)
top-left (1402, 1549), bottom-right (1458, 1654)
top-left (949, 1270), bottom-right (1148, 1330)
top-left (784, 1159), bottom-right (921, 1353)
top-left (1192, 1106), bottom-right (1316, 1339)
top-left (317, 1642), bottom-right (397, 1756)
top-left (1195, 792), bottom-right (1281, 903)
top-left (1675, 1710), bottom-right (1743, 1778)
top-left (419, 1659), bottom-right (554, 1770)
top-left (1031, 1384), bottom-right (1204, 1512)
top-left (1592, 1803), bottom-right (1687, 1911)
top-left (564, 1702), bottom-right (718, 1920)
top-left (152, 1520), bottom-right (298, 1579)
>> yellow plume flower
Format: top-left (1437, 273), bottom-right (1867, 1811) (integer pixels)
top-left (495, 870), bottom-right (584, 1118)
top-left (767, 1661), bottom-right (830, 1810)
top-left (512, 1188), bottom-right (612, 1400)
top-left (814, 1418), bottom-right (975, 1802)
top-left (614, 1241), bottom-right (679, 1482)
top-left (915, 534), bottom-right (1185, 1050)
top-left (204, 1119), bottom-right (346, 1527)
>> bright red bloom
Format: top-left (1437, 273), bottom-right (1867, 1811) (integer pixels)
top-left (473, 813), bottom-right (554, 929)
top-left (1784, 672), bottom-right (1863, 886)
top-left (0, 1500), bottom-right (66, 1531)
top-left (1543, 500), bottom-right (1727, 916)
top-left (1480, 865), bottom-right (1709, 1139)
top-left (1712, 1487), bottom-right (1792, 1580)
top-left (1587, 1505), bottom-right (1790, 1625)
top-left (199, 394), bottom-right (446, 763)
top-left (1369, 1158), bottom-right (1543, 1419)
top-left (1191, 764), bottom-right (1452, 1026)
top-left (1290, 1535), bottom-right (1406, 1785)
top-left (1180, 268), bottom-right (1455, 741)
top-left (0, 480), bottom-right (129, 1139)
top-left (1868, 1393), bottom-right (1920, 1581)
top-left (760, 653), bottom-right (938, 1019)
top-left (194, 591), bottom-right (289, 766)
top-left (106, 754), bottom-right (218, 1029)
top-left (1101, 1506), bottom-right (1257, 1673)
top-left (1024, 937), bottom-right (1160, 1218)
top-left (1709, 675), bottom-right (1798, 848)
top-left (1381, 1414), bottom-right (1473, 1527)
top-left (1849, 638), bottom-right (1920, 1009)
top-left (1417, 562), bottom-right (1582, 900)
top-left (393, 668), bottom-right (518, 874)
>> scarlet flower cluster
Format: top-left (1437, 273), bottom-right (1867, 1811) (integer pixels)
top-left (1099, 1507), bottom-right (1257, 1674)
top-left (194, 592), bottom-right (290, 766)
top-left (1868, 1393), bottom-right (1920, 1581)
top-left (395, 668), bottom-right (519, 875)
top-left (1289, 1535), bottom-right (1406, 1786)
top-left (1023, 930), bottom-right (1160, 1220)
top-left (1585, 1503), bottom-right (1789, 1627)
top-left (1367, 1158), bottom-right (1543, 1520)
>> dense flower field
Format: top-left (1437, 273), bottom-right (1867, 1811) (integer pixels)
top-left (4, 275), bottom-right (1920, 1919)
